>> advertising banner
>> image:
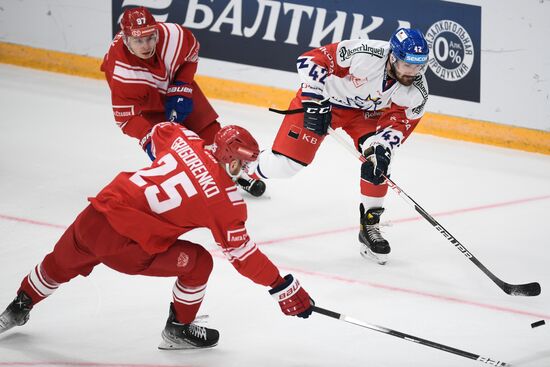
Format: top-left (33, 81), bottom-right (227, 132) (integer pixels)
top-left (112, 0), bottom-right (481, 102)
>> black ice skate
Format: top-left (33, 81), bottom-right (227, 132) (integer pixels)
top-left (0, 291), bottom-right (33, 335)
top-left (158, 303), bottom-right (219, 350)
top-left (359, 204), bottom-right (390, 265)
top-left (235, 175), bottom-right (266, 197)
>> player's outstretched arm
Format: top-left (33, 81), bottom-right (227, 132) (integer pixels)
top-left (213, 221), bottom-right (314, 318)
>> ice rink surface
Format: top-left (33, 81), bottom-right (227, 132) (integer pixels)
top-left (1, 64), bottom-right (549, 367)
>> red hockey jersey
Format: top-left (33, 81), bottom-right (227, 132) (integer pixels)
top-left (101, 23), bottom-right (200, 145)
top-left (89, 122), bottom-right (281, 287)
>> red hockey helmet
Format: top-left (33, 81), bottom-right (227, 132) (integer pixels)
top-left (120, 7), bottom-right (157, 37)
top-left (212, 125), bottom-right (260, 164)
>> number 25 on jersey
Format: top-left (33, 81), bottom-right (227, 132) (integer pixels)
top-left (130, 153), bottom-right (197, 214)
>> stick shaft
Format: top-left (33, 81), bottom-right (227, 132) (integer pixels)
top-left (313, 306), bottom-right (509, 366)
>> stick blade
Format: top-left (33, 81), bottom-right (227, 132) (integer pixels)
top-left (504, 282), bottom-right (541, 297)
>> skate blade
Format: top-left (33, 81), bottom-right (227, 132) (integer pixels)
top-left (0, 324), bottom-right (16, 335)
top-left (360, 246), bottom-right (388, 265)
top-left (158, 340), bottom-right (218, 350)
top-left (158, 333), bottom-right (218, 350)
top-left (0, 318), bottom-right (19, 335)
top-left (158, 339), bottom-right (196, 350)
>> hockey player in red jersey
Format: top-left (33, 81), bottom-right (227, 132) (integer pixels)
top-left (248, 28), bottom-right (430, 265)
top-left (0, 123), bottom-right (314, 349)
top-left (101, 6), bottom-right (265, 197)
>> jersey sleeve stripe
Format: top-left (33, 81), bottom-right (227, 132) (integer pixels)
top-left (170, 25), bottom-right (184, 80)
top-left (158, 22), bottom-right (170, 61)
top-left (112, 75), bottom-right (159, 90)
top-left (158, 23), bottom-right (184, 81)
top-left (113, 60), bottom-right (151, 73)
top-left (113, 63), bottom-right (170, 92)
top-left (225, 186), bottom-right (245, 206)
top-left (183, 32), bottom-right (198, 62)
top-left (222, 239), bottom-right (258, 263)
top-left (114, 61), bottom-right (169, 82)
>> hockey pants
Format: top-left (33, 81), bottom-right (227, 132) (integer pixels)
top-left (18, 204), bottom-right (213, 324)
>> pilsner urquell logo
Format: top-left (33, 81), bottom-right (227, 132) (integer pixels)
top-left (339, 45), bottom-right (385, 61)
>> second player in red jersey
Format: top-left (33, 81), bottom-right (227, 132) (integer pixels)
top-left (101, 7), bottom-right (218, 151)
top-left (101, 6), bottom-right (266, 196)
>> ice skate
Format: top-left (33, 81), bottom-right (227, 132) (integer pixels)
top-left (0, 292), bottom-right (33, 335)
top-left (158, 303), bottom-right (219, 350)
top-left (359, 205), bottom-right (390, 265)
top-left (235, 173), bottom-right (266, 197)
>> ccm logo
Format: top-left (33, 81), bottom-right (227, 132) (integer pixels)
top-left (305, 107), bottom-right (330, 114)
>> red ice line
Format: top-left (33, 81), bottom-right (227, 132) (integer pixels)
top-left (0, 363), bottom-right (192, 367)
top-left (1, 194), bottom-right (549, 322)
top-left (209, 248), bottom-right (550, 320)
top-left (275, 264), bottom-right (550, 320)
top-left (5, 194), bottom-right (548, 242)
top-left (256, 194), bottom-right (550, 245)
top-left (0, 214), bottom-right (66, 229)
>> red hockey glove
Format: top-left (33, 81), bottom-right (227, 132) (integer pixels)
top-left (302, 98), bottom-right (332, 136)
top-left (269, 274), bottom-right (314, 318)
top-left (361, 144), bottom-right (391, 185)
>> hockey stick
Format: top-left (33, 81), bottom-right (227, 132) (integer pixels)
top-left (268, 106), bottom-right (540, 296)
top-left (313, 306), bottom-right (510, 366)
top-left (325, 126), bottom-right (541, 297)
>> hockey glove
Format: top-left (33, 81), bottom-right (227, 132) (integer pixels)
top-left (139, 131), bottom-right (155, 161)
top-left (269, 274), bottom-right (314, 319)
top-left (144, 142), bottom-right (155, 161)
top-left (302, 98), bottom-right (332, 136)
top-left (361, 144), bottom-right (391, 185)
top-left (165, 81), bottom-right (193, 123)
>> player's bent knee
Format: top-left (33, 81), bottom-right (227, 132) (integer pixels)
top-left (173, 240), bottom-right (213, 282)
top-left (195, 246), bottom-right (213, 281)
top-left (43, 251), bottom-right (94, 282)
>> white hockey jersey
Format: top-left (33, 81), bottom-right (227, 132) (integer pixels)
top-left (297, 39), bottom-right (429, 121)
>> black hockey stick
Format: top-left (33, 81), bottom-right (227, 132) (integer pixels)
top-left (326, 126), bottom-right (541, 297)
top-left (313, 306), bottom-right (510, 366)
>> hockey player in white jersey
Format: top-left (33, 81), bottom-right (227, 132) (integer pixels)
top-left (248, 28), bottom-right (430, 265)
